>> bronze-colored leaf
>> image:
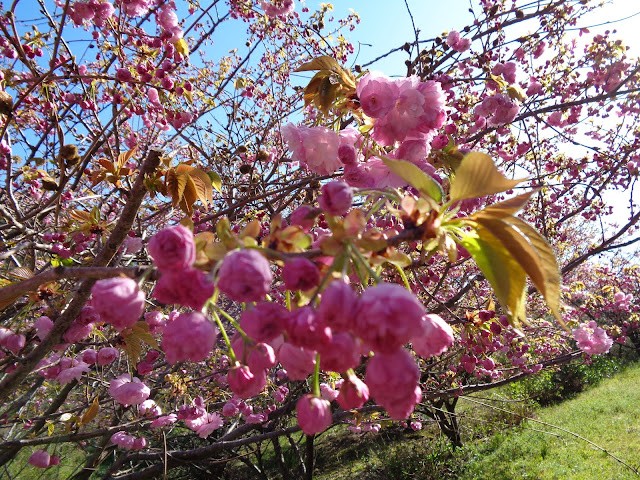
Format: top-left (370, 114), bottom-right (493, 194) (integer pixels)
top-left (295, 55), bottom-right (344, 73)
top-left (116, 146), bottom-right (137, 170)
top-left (79, 397), bottom-right (99, 426)
top-left (8, 267), bottom-right (34, 280)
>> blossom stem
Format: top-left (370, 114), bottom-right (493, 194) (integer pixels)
top-left (211, 310), bottom-right (236, 364)
top-left (312, 353), bottom-right (321, 397)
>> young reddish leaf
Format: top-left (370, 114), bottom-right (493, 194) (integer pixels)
top-left (97, 158), bottom-right (116, 174)
top-left (449, 152), bottom-right (526, 202)
top-left (381, 157), bottom-right (443, 203)
top-left (116, 146), bottom-right (137, 170)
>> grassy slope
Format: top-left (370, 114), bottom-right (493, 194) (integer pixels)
top-left (461, 362), bottom-right (640, 480)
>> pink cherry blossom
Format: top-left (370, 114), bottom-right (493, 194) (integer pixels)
top-left (316, 280), bottom-right (359, 333)
top-left (217, 249), bottom-right (273, 303)
top-left (227, 365), bottom-right (267, 399)
top-left (148, 225), bottom-right (196, 272)
top-left (28, 449), bottom-right (51, 468)
top-left (282, 124), bottom-right (342, 175)
top-left (318, 332), bottom-right (361, 373)
top-left (97, 347), bottom-right (119, 366)
top-left (162, 312), bottom-right (217, 364)
top-left (296, 394), bottom-right (332, 435)
top-left (239, 302), bottom-right (287, 342)
top-left (354, 283), bottom-right (426, 353)
top-left (33, 316), bottom-right (53, 340)
top-left (277, 343), bottom-right (316, 380)
top-left (356, 72), bottom-right (399, 119)
top-left (91, 277), bottom-right (145, 331)
top-left (150, 414), bottom-right (177, 429)
top-left (109, 374), bottom-right (150, 406)
top-left (282, 258), bottom-right (320, 291)
top-left (411, 314), bottom-right (454, 358)
top-left (318, 181), bottom-right (353, 216)
top-left (446, 30), bottom-right (471, 52)
top-left (337, 374), bottom-right (370, 410)
top-left (572, 321), bottom-right (613, 355)
top-left (56, 358), bottom-right (90, 384)
top-left (260, 0), bottom-right (294, 17)
top-left (365, 349), bottom-right (421, 420)
top-left (285, 306), bottom-right (332, 350)
top-left (153, 268), bottom-right (215, 310)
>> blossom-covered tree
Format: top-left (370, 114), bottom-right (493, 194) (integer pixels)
top-left (0, 0), bottom-right (638, 478)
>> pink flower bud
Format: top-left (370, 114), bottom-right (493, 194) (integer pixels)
top-left (162, 312), bottom-right (217, 364)
top-left (217, 250), bottom-right (273, 303)
top-left (81, 349), bottom-right (98, 364)
top-left (148, 225), bottom-right (195, 272)
top-left (91, 277), bottom-right (145, 331)
top-left (318, 181), bottom-right (353, 216)
top-left (296, 394), bottom-right (332, 435)
top-left (337, 374), bottom-right (370, 410)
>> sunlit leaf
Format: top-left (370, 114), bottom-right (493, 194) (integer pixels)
top-left (7, 267), bottom-right (34, 280)
top-left (207, 171), bottom-right (222, 193)
top-left (478, 191), bottom-right (536, 217)
top-left (165, 169), bottom-right (187, 208)
top-left (116, 146), bottom-right (137, 170)
top-left (381, 157), bottom-right (443, 203)
top-left (459, 228), bottom-right (528, 329)
top-left (449, 152), bottom-right (526, 202)
top-left (295, 55), bottom-right (344, 73)
top-left (174, 38), bottom-right (189, 57)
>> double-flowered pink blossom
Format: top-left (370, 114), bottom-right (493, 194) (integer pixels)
top-left (260, 0), bottom-right (294, 17)
top-left (91, 277), bottom-right (145, 331)
top-left (282, 124), bottom-right (342, 175)
top-left (365, 349), bottom-right (421, 420)
top-left (318, 332), bottom-right (360, 373)
top-left (217, 249), bottom-right (273, 303)
top-left (356, 73), bottom-right (447, 146)
top-left (153, 268), bottom-right (215, 310)
top-left (162, 312), bottom-right (217, 364)
top-left (572, 320), bottom-right (613, 355)
top-left (296, 394), bottom-right (332, 435)
top-left (97, 347), bottom-right (119, 366)
top-left (446, 30), bottom-right (471, 52)
top-left (277, 343), bottom-right (316, 380)
top-left (109, 374), bottom-right (150, 406)
top-left (354, 283), bottom-right (425, 353)
top-left (148, 225), bottom-right (196, 272)
top-left (318, 181), bottom-right (353, 216)
top-left (56, 358), bottom-right (90, 384)
top-left (282, 258), bottom-right (320, 291)
top-left (110, 432), bottom-right (146, 450)
top-left (239, 302), bottom-right (287, 342)
top-left (474, 93), bottom-right (519, 127)
top-left (316, 280), bottom-right (359, 333)
top-left (185, 412), bottom-right (224, 438)
top-left (411, 314), bottom-right (454, 358)
top-left (227, 364), bottom-right (267, 399)
top-left (286, 306), bottom-right (332, 350)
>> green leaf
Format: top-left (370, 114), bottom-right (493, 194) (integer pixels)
top-left (123, 322), bottom-right (158, 364)
top-left (381, 157), bottom-right (443, 203)
top-left (459, 228), bottom-right (528, 330)
top-left (477, 191), bottom-right (537, 218)
top-left (449, 152), bottom-right (526, 202)
top-left (207, 171), bottom-right (222, 193)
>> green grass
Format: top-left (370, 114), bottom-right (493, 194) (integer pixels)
top-left (460, 362), bottom-right (640, 480)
